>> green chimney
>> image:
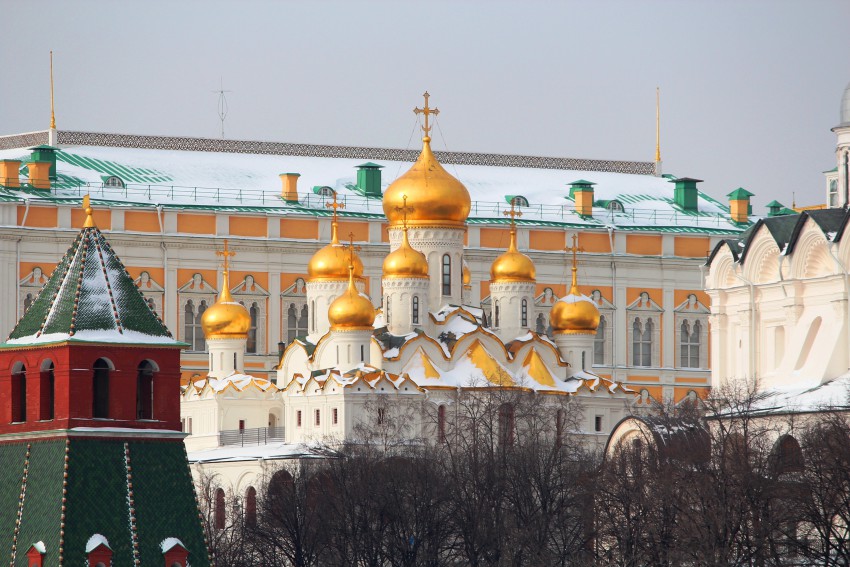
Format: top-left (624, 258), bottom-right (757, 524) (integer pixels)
top-left (356, 162), bottom-right (384, 197)
top-left (29, 144), bottom-right (58, 180)
top-left (669, 177), bottom-right (703, 211)
top-left (765, 199), bottom-right (784, 217)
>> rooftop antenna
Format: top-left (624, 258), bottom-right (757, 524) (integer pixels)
top-left (49, 50), bottom-right (57, 146)
top-left (213, 77), bottom-right (231, 138)
top-left (654, 87), bottom-right (662, 176)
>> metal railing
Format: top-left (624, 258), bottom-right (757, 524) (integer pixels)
top-left (219, 426), bottom-right (285, 447)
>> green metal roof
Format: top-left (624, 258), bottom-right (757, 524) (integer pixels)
top-left (356, 162), bottom-right (384, 169)
top-left (6, 224), bottom-right (176, 343)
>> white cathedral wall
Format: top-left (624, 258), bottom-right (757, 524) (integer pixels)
top-left (489, 281), bottom-right (536, 343)
top-left (382, 277), bottom-right (430, 335)
top-left (391, 226), bottom-right (466, 309)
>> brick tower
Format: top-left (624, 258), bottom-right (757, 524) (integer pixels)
top-left (0, 197), bottom-right (209, 566)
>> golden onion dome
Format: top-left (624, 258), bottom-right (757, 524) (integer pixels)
top-left (462, 259), bottom-right (472, 287)
top-left (490, 228), bottom-right (536, 283)
top-left (328, 267), bottom-right (376, 331)
top-left (383, 228), bottom-right (429, 279)
top-left (383, 136), bottom-right (471, 228)
top-left (201, 271), bottom-right (251, 339)
top-left (307, 222), bottom-right (364, 282)
top-left (550, 269), bottom-right (600, 334)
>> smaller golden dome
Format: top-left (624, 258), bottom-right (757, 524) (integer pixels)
top-left (462, 259), bottom-right (472, 287)
top-left (383, 227), bottom-right (429, 279)
top-left (308, 222), bottom-right (364, 282)
top-left (201, 271), bottom-right (251, 339)
top-left (490, 228), bottom-right (536, 283)
top-left (550, 273), bottom-right (600, 334)
top-left (328, 266), bottom-right (375, 331)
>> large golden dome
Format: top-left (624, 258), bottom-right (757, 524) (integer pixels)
top-left (307, 222), bottom-right (364, 282)
top-left (383, 136), bottom-right (471, 228)
top-left (490, 228), bottom-right (536, 283)
top-left (383, 227), bottom-right (429, 279)
top-left (328, 268), bottom-right (376, 330)
top-left (201, 271), bottom-right (251, 339)
top-left (550, 273), bottom-right (600, 335)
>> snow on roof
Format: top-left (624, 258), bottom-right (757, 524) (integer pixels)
top-left (187, 442), bottom-right (335, 463)
top-left (30, 541), bottom-right (46, 554)
top-left (85, 534), bottom-right (110, 553)
top-left (738, 375), bottom-right (850, 416)
top-left (195, 373), bottom-right (277, 393)
top-left (160, 538), bottom-right (186, 553)
top-left (0, 139), bottom-right (743, 233)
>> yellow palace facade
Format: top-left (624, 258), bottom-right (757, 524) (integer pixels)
top-left (0, 105), bottom-right (754, 406)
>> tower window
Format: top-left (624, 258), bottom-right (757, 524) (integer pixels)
top-left (136, 361), bottom-right (155, 420)
top-left (40, 360), bottom-right (55, 421)
top-left (315, 409), bottom-right (321, 426)
top-left (521, 298), bottom-right (528, 327)
top-left (412, 296), bottom-right (420, 324)
top-left (92, 359), bottom-right (110, 419)
top-left (442, 254), bottom-right (452, 296)
top-left (296, 411), bottom-right (302, 427)
top-left (385, 296), bottom-right (391, 325)
top-left (11, 363), bottom-right (26, 423)
top-left (594, 415), bottom-right (603, 432)
top-left (333, 408), bottom-right (338, 425)
top-left (245, 486), bottom-right (257, 527)
top-left (494, 300), bottom-right (500, 329)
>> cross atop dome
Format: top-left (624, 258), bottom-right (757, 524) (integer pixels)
top-left (503, 200), bottom-right (523, 230)
top-left (414, 91), bottom-right (439, 137)
top-left (216, 238), bottom-right (236, 274)
top-left (565, 234), bottom-right (584, 290)
top-left (395, 194), bottom-right (414, 231)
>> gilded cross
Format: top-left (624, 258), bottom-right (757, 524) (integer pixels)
top-left (216, 239), bottom-right (236, 273)
top-left (414, 91), bottom-right (439, 137)
top-left (326, 191), bottom-right (345, 221)
top-left (503, 200), bottom-right (523, 229)
top-left (565, 234), bottom-right (583, 270)
top-left (395, 194), bottom-right (415, 230)
top-left (345, 232), bottom-right (361, 268)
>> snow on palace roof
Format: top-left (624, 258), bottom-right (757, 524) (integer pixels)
top-left (0, 130), bottom-right (745, 234)
top-left (3, 218), bottom-right (183, 347)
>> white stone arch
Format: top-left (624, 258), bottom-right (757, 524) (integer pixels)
top-left (707, 246), bottom-right (739, 290)
top-left (789, 222), bottom-right (834, 279)
top-left (742, 229), bottom-right (781, 284)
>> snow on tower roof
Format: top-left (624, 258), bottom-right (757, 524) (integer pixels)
top-left (3, 212), bottom-right (183, 347)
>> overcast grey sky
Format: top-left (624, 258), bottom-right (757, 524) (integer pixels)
top-left (2, 0), bottom-right (848, 211)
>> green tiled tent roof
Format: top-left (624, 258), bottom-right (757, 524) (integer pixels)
top-left (6, 223), bottom-right (179, 345)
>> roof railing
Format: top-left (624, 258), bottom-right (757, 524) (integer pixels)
top-left (2, 180), bottom-right (732, 228)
